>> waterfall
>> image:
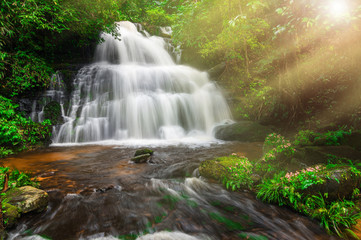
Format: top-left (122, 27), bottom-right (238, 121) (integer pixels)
top-left (54, 21), bottom-right (231, 143)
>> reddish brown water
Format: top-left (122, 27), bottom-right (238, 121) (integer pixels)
top-left (4, 143), bottom-right (337, 240)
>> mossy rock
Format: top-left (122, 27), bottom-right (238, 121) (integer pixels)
top-left (208, 62), bottom-right (226, 80)
top-left (5, 186), bottom-right (48, 214)
top-left (199, 156), bottom-right (241, 181)
top-left (43, 101), bottom-right (63, 125)
top-left (293, 146), bottom-right (361, 167)
top-left (3, 203), bottom-right (21, 228)
top-left (134, 149), bottom-right (154, 157)
top-left (298, 165), bottom-right (361, 201)
top-left (213, 121), bottom-right (272, 142)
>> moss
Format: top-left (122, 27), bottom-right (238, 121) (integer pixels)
top-left (199, 156), bottom-right (246, 181)
top-left (3, 203), bottom-right (21, 227)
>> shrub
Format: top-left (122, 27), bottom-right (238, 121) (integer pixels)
top-left (0, 96), bottom-right (51, 156)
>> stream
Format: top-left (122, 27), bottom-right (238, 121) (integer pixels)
top-left (4, 142), bottom-right (336, 240)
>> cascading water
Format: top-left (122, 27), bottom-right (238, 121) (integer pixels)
top-left (54, 21), bottom-right (231, 143)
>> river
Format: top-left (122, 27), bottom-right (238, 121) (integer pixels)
top-left (4, 142), bottom-right (336, 240)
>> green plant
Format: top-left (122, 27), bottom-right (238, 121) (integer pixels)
top-left (0, 167), bottom-right (39, 191)
top-left (262, 133), bottom-right (295, 162)
top-left (0, 96), bottom-right (51, 156)
top-left (256, 173), bottom-right (289, 206)
top-left (257, 162), bottom-right (361, 237)
top-left (293, 130), bottom-right (317, 146)
top-left (314, 129), bottom-right (352, 146)
top-left (222, 154), bottom-right (253, 191)
top-left (0, 51), bottom-right (53, 97)
top-left (304, 195), bottom-right (361, 237)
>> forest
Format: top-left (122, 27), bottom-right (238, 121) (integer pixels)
top-left (1, 0), bottom-right (361, 239)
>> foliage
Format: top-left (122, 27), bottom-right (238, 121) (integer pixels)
top-left (0, 96), bottom-right (51, 157)
top-left (222, 154), bottom-right (253, 191)
top-left (146, 7), bottom-right (176, 27)
top-left (0, 167), bottom-right (39, 191)
top-left (257, 162), bottom-right (361, 237)
top-left (304, 195), bottom-right (361, 237)
top-left (172, 0), bottom-right (361, 128)
top-left (293, 129), bottom-right (352, 146)
top-left (314, 129), bottom-right (352, 146)
top-left (0, 51), bottom-right (53, 97)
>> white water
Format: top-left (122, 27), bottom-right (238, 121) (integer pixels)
top-left (53, 21), bottom-right (231, 144)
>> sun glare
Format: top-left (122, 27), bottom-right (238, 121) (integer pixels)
top-left (329, 0), bottom-right (349, 18)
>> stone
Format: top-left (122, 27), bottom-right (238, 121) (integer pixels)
top-left (134, 149), bottom-right (154, 157)
top-left (213, 121), bottom-right (273, 142)
top-left (132, 153), bottom-right (151, 163)
top-left (5, 186), bottom-right (48, 214)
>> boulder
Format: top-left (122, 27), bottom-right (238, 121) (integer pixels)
top-left (207, 62), bottom-right (226, 79)
top-left (3, 203), bottom-right (21, 227)
top-left (213, 121), bottom-right (272, 142)
top-left (199, 159), bottom-right (229, 181)
top-left (5, 186), bottom-right (48, 214)
top-left (132, 153), bottom-right (151, 163)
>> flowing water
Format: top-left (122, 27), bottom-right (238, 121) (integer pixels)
top-left (5, 143), bottom-right (336, 240)
top-left (9, 22), bottom-right (337, 239)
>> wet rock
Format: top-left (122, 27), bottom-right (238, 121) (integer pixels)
top-left (132, 153), bottom-right (151, 163)
top-left (134, 149), bottom-right (154, 157)
top-left (208, 62), bottom-right (226, 79)
top-left (3, 203), bottom-right (21, 228)
top-left (5, 186), bottom-right (48, 214)
top-left (199, 159), bottom-right (229, 181)
top-left (43, 101), bottom-right (63, 125)
top-left (213, 121), bottom-right (272, 142)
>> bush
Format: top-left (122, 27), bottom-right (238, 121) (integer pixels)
top-left (293, 129), bottom-right (352, 146)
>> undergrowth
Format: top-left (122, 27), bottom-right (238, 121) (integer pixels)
top-left (0, 96), bottom-right (51, 158)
